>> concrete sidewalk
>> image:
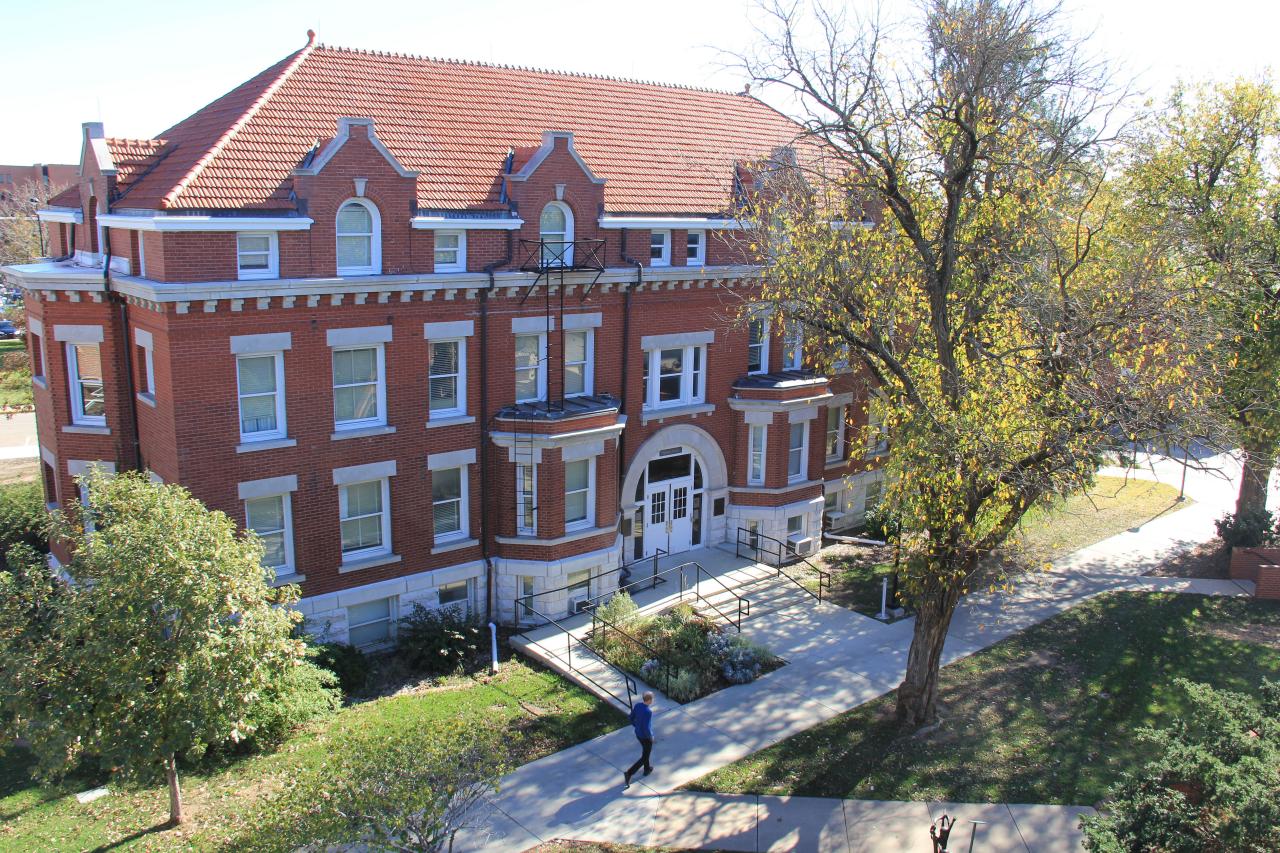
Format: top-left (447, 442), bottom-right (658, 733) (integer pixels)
top-left (466, 453), bottom-right (1260, 852)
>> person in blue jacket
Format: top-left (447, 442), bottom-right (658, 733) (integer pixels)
top-left (623, 691), bottom-right (655, 788)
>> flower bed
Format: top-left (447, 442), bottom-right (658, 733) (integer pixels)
top-left (587, 593), bottom-right (782, 702)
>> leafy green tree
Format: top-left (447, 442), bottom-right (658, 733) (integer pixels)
top-left (0, 469), bottom-right (306, 826)
top-left (738, 0), bottom-right (1220, 725)
top-left (1122, 79), bottom-right (1280, 518)
top-left (1082, 678), bottom-right (1280, 852)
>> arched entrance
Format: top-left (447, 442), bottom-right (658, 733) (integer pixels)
top-left (622, 424), bottom-right (729, 560)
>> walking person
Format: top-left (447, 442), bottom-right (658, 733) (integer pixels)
top-left (623, 691), bottom-right (654, 789)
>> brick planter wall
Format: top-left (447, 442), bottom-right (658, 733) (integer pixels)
top-left (1256, 565), bottom-right (1280, 600)
top-left (1228, 546), bottom-right (1280, 582)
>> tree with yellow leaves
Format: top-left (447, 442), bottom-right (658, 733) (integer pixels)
top-left (737, 0), bottom-right (1222, 726)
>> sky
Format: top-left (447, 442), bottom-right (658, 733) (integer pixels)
top-left (1, 0), bottom-right (1276, 165)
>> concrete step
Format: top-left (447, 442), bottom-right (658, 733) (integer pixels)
top-left (512, 630), bottom-right (667, 713)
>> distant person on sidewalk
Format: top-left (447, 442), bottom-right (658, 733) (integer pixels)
top-left (623, 691), bottom-right (654, 788)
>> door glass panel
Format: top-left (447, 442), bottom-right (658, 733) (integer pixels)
top-left (691, 492), bottom-right (703, 545)
top-left (671, 485), bottom-right (688, 520)
top-left (650, 490), bottom-right (666, 524)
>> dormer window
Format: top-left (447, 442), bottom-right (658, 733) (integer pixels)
top-left (336, 199), bottom-right (380, 276)
top-left (650, 230), bottom-right (671, 266)
top-left (237, 232), bottom-right (279, 280)
top-left (539, 202), bottom-right (573, 267)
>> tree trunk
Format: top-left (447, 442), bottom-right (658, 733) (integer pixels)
top-left (165, 754), bottom-right (183, 826)
top-left (1236, 439), bottom-right (1275, 518)
top-left (895, 578), bottom-right (963, 727)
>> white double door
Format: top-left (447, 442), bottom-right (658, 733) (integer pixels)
top-left (644, 475), bottom-right (694, 557)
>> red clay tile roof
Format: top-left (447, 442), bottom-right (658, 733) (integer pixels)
top-left (105, 138), bottom-right (171, 196)
top-left (47, 185), bottom-right (81, 208)
top-left (115, 42), bottom-right (811, 214)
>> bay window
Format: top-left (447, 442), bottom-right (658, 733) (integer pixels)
top-left (747, 317), bottom-right (768, 374)
top-left (825, 405), bottom-right (845, 461)
top-left (748, 424), bottom-right (767, 485)
top-left (514, 333), bottom-right (546, 403)
top-left (67, 343), bottom-right (106, 426)
top-left (564, 458), bottom-right (594, 531)
top-left (564, 329), bottom-right (593, 397)
top-left (788, 421), bottom-right (808, 482)
top-left (515, 463), bottom-right (537, 535)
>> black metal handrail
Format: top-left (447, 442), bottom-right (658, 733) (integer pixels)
top-left (686, 563), bottom-right (750, 631)
top-left (514, 548), bottom-right (667, 628)
top-left (736, 527), bottom-right (830, 603)
top-left (587, 607), bottom-right (673, 697)
top-left (516, 602), bottom-right (638, 710)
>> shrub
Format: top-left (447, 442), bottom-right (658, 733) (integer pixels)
top-left (236, 660), bottom-right (341, 752)
top-left (0, 482), bottom-right (48, 557)
top-left (595, 590), bottom-right (637, 626)
top-left (311, 641), bottom-right (371, 696)
top-left (1214, 509), bottom-right (1278, 548)
top-left (397, 603), bottom-right (482, 675)
top-left (863, 503), bottom-right (902, 543)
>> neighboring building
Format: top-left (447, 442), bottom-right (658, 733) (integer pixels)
top-left (1, 35), bottom-right (885, 647)
top-left (0, 163), bottom-right (78, 201)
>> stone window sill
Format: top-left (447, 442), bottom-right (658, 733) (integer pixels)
top-left (432, 536), bottom-right (479, 556)
top-left (32, 376), bottom-right (47, 391)
top-left (640, 402), bottom-right (715, 425)
top-left (236, 437), bottom-right (297, 454)
top-left (63, 424), bottom-right (110, 435)
top-left (272, 571), bottom-right (307, 587)
top-left (425, 414), bottom-right (476, 429)
top-left (331, 424), bottom-right (396, 441)
top-left (136, 392), bottom-right (157, 408)
top-left (338, 553), bottom-right (402, 574)
top-left (495, 523), bottom-right (617, 547)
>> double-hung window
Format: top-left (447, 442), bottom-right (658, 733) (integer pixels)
top-left (246, 494), bottom-right (293, 577)
top-left (433, 230), bottom-right (465, 272)
top-left (67, 343), bottom-right (106, 426)
top-left (686, 230), bottom-right (705, 265)
top-left (332, 345), bottom-right (385, 429)
top-left (866, 406), bottom-right (889, 457)
top-left (782, 322), bottom-right (804, 370)
top-left (428, 339), bottom-right (465, 417)
top-left (134, 329), bottom-right (155, 401)
top-left (515, 463), bottom-right (537, 535)
top-left (340, 479), bottom-right (391, 560)
top-left (643, 345), bottom-right (705, 409)
top-left (748, 424), bottom-right (767, 485)
top-left (564, 459), bottom-right (594, 531)
top-left (348, 597), bottom-right (397, 648)
top-left (432, 467), bottom-right (468, 542)
top-left (563, 330), bottom-right (593, 397)
top-left (236, 232), bottom-right (278, 280)
top-left (649, 230), bottom-right (671, 266)
top-left (788, 421), bottom-right (808, 482)
top-left (747, 317), bottom-right (768, 374)
top-left (336, 199), bottom-right (380, 276)
top-left (514, 333), bottom-right (546, 403)
top-left (825, 405), bottom-right (845, 461)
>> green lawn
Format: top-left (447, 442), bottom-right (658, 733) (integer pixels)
top-left (809, 476), bottom-right (1186, 617)
top-left (688, 592), bottom-right (1280, 805)
top-left (0, 338), bottom-right (32, 409)
top-left (0, 654), bottom-right (619, 851)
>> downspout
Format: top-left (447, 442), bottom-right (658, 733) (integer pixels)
top-left (101, 226), bottom-right (143, 473)
top-left (480, 231), bottom-right (513, 625)
top-left (619, 229), bottom-right (643, 561)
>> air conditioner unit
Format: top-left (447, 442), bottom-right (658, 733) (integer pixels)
top-left (788, 534), bottom-right (815, 556)
top-left (568, 593), bottom-right (591, 615)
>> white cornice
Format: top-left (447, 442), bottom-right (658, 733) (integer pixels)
top-left (97, 214), bottom-right (314, 232)
top-left (411, 216), bottom-right (524, 231)
top-left (37, 207), bottom-right (83, 224)
top-left (597, 215), bottom-right (744, 230)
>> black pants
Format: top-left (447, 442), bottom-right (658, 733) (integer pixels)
top-left (626, 737), bottom-right (653, 779)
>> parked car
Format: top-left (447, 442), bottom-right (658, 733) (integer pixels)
top-left (0, 321), bottom-right (19, 339)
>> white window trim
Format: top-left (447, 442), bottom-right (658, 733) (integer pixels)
top-left (433, 229), bottom-right (466, 273)
top-left (564, 458), bottom-right (595, 532)
top-left (237, 351), bottom-right (288, 443)
top-left (244, 492), bottom-right (295, 577)
top-left (563, 328), bottom-right (594, 398)
top-left (747, 317), bottom-right (770, 375)
top-left (236, 231), bottom-right (280, 281)
top-left (66, 342), bottom-right (106, 427)
top-left (826, 405), bottom-right (846, 462)
top-left (336, 198), bottom-right (381, 276)
top-left (432, 465), bottom-right (470, 544)
top-left (650, 229), bottom-right (671, 266)
top-left (331, 344), bottom-right (387, 430)
top-left (347, 596), bottom-right (398, 649)
top-left (643, 344), bottom-right (706, 410)
top-left (539, 201), bottom-right (575, 266)
top-left (516, 462), bottom-right (538, 536)
top-left (788, 421), bottom-right (809, 483)
top-left (748, 424), bottom-right (767, 485)
top-left (514, 332), bottom-right (548, 404)
top-left (427, 337), bottom-right (467, 419)
top-left (339, 478), bottom-right (393, 562)
top-left (686, 230), bottom-right (706, 264)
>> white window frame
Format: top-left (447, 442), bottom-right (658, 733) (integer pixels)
top-left (236, 231), bottom-right (279, 280)
top-left (433, 230), bottom-right (466, 273)
top-left (335, 198), bottom-right (381, 276)
top-left (563, 329), bottom-right (594, 397)
top-left (514, 332), bottom-right (547, 403)
top-left (331, 344), bottom-right (387, 430)
top-left (245, 493), bottom-right (295, 577)
top-left (788, 421), bottom-right (808, 483)
top-left (438, 579), bottom-right (471, 613)
top-left (866, 407), bottom-right (889, 457)
top-left (825, 405), bottom-right (845, 462)
top-left (643, 344), bottom-right (705, 410)
top-left (347, 596), bottom-right (398, 649)
top-left (748, 424), bottom-right (767, 485)
top-left (747, 317), bottom-right (769, 375)
top-left (863, 479), bottom-right (883, 514)
top-left (427, 338), bottom-right (466, 419)
top-left (515, 462), bottom-right (537, 535)
top-left (236, 352), bottom-right (287, 443)
top-left (649, 230), bottom-right (671, 266)
top-left (564, 458), bottom-right (595, 532)
top-left (66, 342), bottom-right (106, 427)
top-left (432, 465), bottom-right (470, 544)
top-left (782, 322), bottom-right (803, 370)
top-left (686, 230), bottom-right (705, 265)
top-left (339, 478), bottom-right (392, 562)
top-left (135, 329), bottom-right (155, 399)
top-left (539, 202), bottom-right (574, 266)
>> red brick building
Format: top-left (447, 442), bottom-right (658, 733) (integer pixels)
top-left (2, 36), bottom-right (884, 646)
top-left (0, 163), bottom-right (78, 201)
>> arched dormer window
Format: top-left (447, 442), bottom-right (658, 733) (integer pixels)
top-left (336, 198), bottom-right (381, 276)
top-left (539, 202), bottom-right (574, 267)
